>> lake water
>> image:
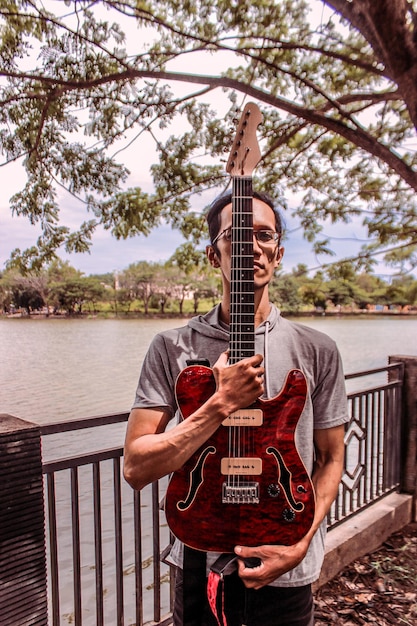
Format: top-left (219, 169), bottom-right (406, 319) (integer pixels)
top-left (1, 314), bottom-right (416, 427)
top-left (1, 313), bottom-right (416, 461)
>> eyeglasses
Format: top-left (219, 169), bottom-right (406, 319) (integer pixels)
top-left (212, 227), bottom-right (280, 246)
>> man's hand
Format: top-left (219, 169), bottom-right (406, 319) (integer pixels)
top-left (234, 539), bottom-right (309, 590)
top-left (232, 425), bottom-right (347, 590)
top-left (212, 351), bottom-right (265, 416)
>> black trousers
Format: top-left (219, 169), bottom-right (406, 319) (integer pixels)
top-left (173, 562), bottom-right (314, 626)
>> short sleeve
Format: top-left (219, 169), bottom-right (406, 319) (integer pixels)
top-left (132, 334), bottom-right (178, 417)
top-left (311, 344), bottom-right (349, 429)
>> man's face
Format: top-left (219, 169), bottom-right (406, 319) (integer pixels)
top-left (208, 198), bottom-right (284, 290)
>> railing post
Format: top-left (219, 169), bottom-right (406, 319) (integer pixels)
top-left (389, 355), bottom-right (417, 520)
top-left (0, 414), bottom-right (48, 625)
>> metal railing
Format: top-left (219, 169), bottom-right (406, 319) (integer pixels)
top-left (40, 362), bottom-right (404, 626)
top-left (328, 362), bottom-right (404, 527)
top-left (41, 415), bottom-right (174, 626)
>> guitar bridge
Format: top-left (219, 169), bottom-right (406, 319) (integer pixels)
top-left (222, 482), bottom-right (259, 504)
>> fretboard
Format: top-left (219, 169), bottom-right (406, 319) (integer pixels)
top-left (229, 176), bottom-right (255, 365)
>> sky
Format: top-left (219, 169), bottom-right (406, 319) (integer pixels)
top-left (0, 1), bottom-right (411, 281)
top-left (0, 136), bottom-right (382, 278)
top-left (0, 90), bottom-right (394, 280)
top-left (0, 176), bottom-right (390, 279)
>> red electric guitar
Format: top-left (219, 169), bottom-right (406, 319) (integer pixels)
top-left (165, 103), bottom-right (315, 552)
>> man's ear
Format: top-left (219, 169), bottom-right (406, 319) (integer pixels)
top-left (275, 246), bottom-right (284, 268)
top-left (206, 244), bottom-right (220, 268)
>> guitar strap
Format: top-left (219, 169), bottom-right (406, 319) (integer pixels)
top-left (182, 548), bottom-right (238, 626)
top-left (207, 553), bottom-right (238, 626)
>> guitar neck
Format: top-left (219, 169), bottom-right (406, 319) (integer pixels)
top-left (229, 176), bottom-right (255, 365)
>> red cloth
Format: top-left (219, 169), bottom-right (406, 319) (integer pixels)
top-left (207, 570), bottom-right (227, 626)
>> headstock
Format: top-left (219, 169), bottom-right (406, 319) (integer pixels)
top-left (226, 103), bottom-right (263, 177)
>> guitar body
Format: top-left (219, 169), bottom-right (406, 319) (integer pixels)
top-left (165, 364), bottom-right (315, 552)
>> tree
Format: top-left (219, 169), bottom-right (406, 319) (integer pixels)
top-left (1, 269), bottom-right (45, 314)
top-left (167, 243), bottom-right (209, 313)
top-left (0, 273), bottom-right (13, 313)
top-left (50, 275), bottom-right (86, 314)
top-left (119, 261), bottom-right (160, 314)
top-left (298, 270), bottom-right (329, 310)
top-left (1, 0), bottom-right (417, 272)
top-left (325, 261), bottom-right (358, 308)
top-left (168, 243), bottom-right (208, 276)
top-left (354, 272), bottom-right (386, 309)
top-left (270, 272), bottom-right (303, 313)
top-left (109, 286), bottom-right (133, 315)
top-left (82, 277), bottom-right (106, 313)
top-left (382, 282), bottom-right (409, 309)
top-left (192, 285), bottom-right (215, 314)
top-left (326, 279), bottom-right (355, 310)
top-left (383, 275), bottom-right (417, 309)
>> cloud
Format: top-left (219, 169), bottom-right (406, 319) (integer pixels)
top-left (0, 203), bottom-right (188, 274)
top-left (0, 130), bottom-right (409, 279)
top-left (0, 195), bottom-right (403, 278)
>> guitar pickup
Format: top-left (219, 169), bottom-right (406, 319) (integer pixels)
top-left (221, 457), bottom-right (262, 475)
top-left (222, 409), bottom-right (263, 426)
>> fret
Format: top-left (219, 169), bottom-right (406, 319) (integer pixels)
top-left (229, 252), bottom-right (253, 264)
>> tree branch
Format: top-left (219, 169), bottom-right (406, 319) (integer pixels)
top-left (132, 69), bottom-right (417, 192)
top-left (2, 65), bottom-right (415, 189)
top-left (324, 0), bottom-right (417, 128)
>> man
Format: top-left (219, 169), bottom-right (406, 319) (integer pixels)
top-left (124, 190), bottom-right (349, 625)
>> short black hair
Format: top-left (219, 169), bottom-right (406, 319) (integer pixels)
top-left (206, 190), bottom-right (284, 245)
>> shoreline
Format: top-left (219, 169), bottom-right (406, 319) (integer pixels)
top-left (2, 310), bottom-right (417, 320)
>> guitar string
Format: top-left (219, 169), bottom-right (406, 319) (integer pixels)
top-left (229, 175), bottom-right (255, 494)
